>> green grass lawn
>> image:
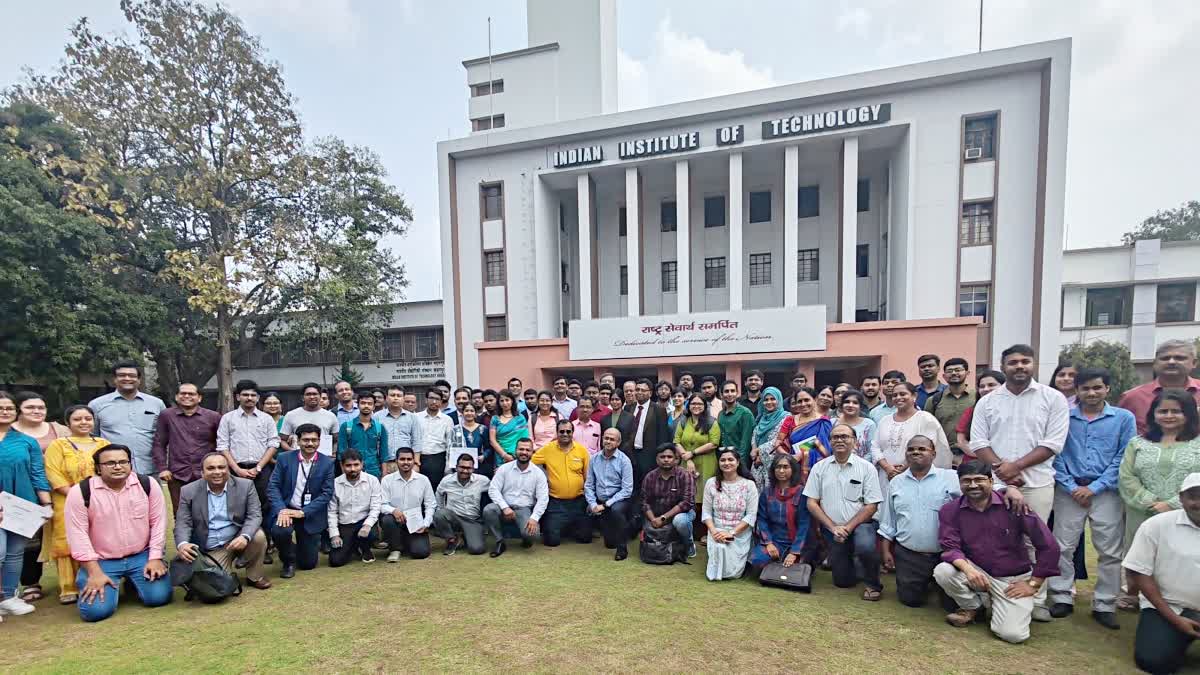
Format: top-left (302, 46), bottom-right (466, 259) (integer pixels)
top-left (1, 534), bottom-right (1159, 674)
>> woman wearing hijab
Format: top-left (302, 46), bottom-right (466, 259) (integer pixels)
top-left (750, 387), bottom-right (787, 490)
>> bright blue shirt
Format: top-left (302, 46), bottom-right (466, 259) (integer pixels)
top-left (914, 383), bottom-right (948, 410)
top-left (1054, 403), bottom-right (1136, 495)
top-left (339, 418), bottom-right (389, 477)
top-left (584, 450), bottom-right (633, 508)
top-left (205, 487), bottom-right (239, 550)
top-left (0, 430), bottom-right (50, 504)
top-left (879, 466), bottom-right (961, 554)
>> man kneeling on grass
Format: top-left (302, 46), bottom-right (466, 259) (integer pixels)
top-left (483, 438), bottom-right (548, 557)
top-left (327, 450), bottom-right (383, 567)
top-left (434, 454), bottom-right (491, 556)
top-left (934, 460), bottom-right (1059, 643)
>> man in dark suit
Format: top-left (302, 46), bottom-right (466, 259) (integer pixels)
top-left (174, 452), bottom-right (272, 589)
top-left (267, 423), bottom-right (335, 578)
top-left (614, 379), bottom-right (672, 495)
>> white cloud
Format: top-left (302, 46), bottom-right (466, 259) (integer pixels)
top-left (219, 0), bottom-right (362, 44)
top-left (618, 17), bottom-right (778, 111)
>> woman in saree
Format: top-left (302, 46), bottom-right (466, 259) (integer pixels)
top-left (488, 391), bottom-right (529, 467)
top-left (776, 388), bottom-right (833, 475)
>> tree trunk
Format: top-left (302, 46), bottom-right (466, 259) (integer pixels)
top-left (153, 351), bottom-right (180, 403)
top-left (217, 305), bottom-right (234, 412)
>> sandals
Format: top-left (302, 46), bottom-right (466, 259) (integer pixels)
top-left (59, 594), bottom-right (78, 605)
top-left (20, 586), bottom-right (44, 602)
top-left (862, 588), bottom-right (883, 602)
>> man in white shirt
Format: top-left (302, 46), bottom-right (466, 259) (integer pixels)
top-left (483, 438), bottom-right (549, 557)
top-left (1123, 473), bottom-right (1200, 674)
top-left (551, 376), bottom-right (578, 419)
top-left (280, 382), bottom-right (339, 456)
top-left (326, 450), bottom-right (383, 567)
top-left (416, 389), bottom-right (454, 483)
top-left (434, 455), bottom-right (491, 556)
top-left (378, 448), bottom-right (436, 562)
top-left (969, 343), bottom-right (1069, 621)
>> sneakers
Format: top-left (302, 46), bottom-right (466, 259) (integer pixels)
top-left (945, 608), bottom-right (978, 627)
top-left (0, 597), bottom-right (36, 616)
top-left (687, 542), bottom-right (698, 559)
top-left (443, 540), bottom-right (459, 557)
top-left (1049, 602), bottom-right (1074, 619)
top-left (1031, 607), bottom-right (1053, 623)
top-left (361, 551), bottom-right (376, 564)
top-left (386, 551), bottom-right (401, 563)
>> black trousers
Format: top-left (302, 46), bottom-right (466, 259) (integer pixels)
top-left (379, 514), bottom-right (431, 559)
top-left (21, 530), bottom-right (42, 587)
top-left (542, 497), bottom-right (591, 546)
top-left (418, 453), bottom-right (446, 485)
top-left (894, 544), bottom-right (957, 611)
top-left (270, 522), bottom-right (321, 570)
top-left (591, 499), bottom-right (631, 549)
top-left (328, 519), bottom-right (375, 567)
top-left (1134, 608), bottom-right (1199, 674)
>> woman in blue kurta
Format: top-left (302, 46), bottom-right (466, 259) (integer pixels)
top-left (0, 390), bottom-right (52, 611)
top-left (750, 454), bottom-right (810, 569)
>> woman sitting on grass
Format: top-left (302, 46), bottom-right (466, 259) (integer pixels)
top-left (702, 447), bottom-right (759, 581)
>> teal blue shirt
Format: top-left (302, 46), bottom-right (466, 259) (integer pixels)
top-left (0, 430), bottom-right (49, 504)
top-left (338, 418), bottom-right (388, 477)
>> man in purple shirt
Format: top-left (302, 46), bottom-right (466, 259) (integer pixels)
top-left (151, 382), bottom-right (221, 513)
top-left (933, 459), bottom-right (1060, 644)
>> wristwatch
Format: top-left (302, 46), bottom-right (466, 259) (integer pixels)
top-left (1029, 578), bottom-right (1042, 589)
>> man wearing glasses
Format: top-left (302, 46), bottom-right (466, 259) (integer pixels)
top-left (88, 361), bottom-right (166, 475)
top-left (924, 358), bottom-right (974, 459)
top-left (65, 445), bottom-right (172, 622)
top-left (151, 383), bottom-right (221, 513)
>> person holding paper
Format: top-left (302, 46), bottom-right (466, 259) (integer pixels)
top-left (379, 448), bottom-right (435, 562)
top-left (0, 390), bottom-right (51, 619)
top-left (776, 388), bottom-right (833, 474)
top-left (433, 454), bottom-right (490, 555)
top-left (65, 444), bottom-right (172, 622)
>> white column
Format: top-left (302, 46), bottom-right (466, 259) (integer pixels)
top-left (675, 159), bottom-right (691, 314)
top-left (577, 173), bottom-right (594, 320)
top-left (841, 136), bottom-right (860, 323)
top-left (783, 146), bottom-right (799, 306)
top-left (534, 175), bottom-right (562, 337)
top-left (625, 167), bottom-right (641, 316)
top-left (728, 152), bottom-right (744, 311)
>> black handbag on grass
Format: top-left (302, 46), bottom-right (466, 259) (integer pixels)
top-left (758, 561), bottom-right (813, 592)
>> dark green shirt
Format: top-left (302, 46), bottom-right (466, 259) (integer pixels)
top-left (924, 388), bottom-right (973, 450)
top-left (717, 404), bottom-right (755, 464)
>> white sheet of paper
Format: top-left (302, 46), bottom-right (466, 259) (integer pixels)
top-left (447, 447), bottom-right (478, 472)
top-left (403, 506), bottom-right (425, 533)
top-left (0, 492), bottom-right (51, 538)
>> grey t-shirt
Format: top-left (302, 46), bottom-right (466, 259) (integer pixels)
top-left (280, 407), bottom-right (339, 456)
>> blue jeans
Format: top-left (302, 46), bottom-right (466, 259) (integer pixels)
top-left (0, 530), bottom-right (28, 599)
top-left (671, 510), bottom-right (695, 544)
top-left (75, 549), bottom-right (173, 622)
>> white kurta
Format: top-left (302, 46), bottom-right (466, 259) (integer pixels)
top-left (702, 476), bottom-right (759, 580)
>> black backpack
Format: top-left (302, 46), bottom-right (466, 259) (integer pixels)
top-left (79, 473), bottom-right (152, 507)
top-left (639, 523), bottom-right (687, 565)
top-left (170, 552), bottom-right (242, 604)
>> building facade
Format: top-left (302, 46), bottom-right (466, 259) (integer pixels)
top-left (440, 2), bottom-right (1071, 391)
top-left (1061, 239), bottom-right (1200, 377)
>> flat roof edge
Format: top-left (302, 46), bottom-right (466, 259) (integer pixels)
top-left (463, 42), bottom-right (559, 68)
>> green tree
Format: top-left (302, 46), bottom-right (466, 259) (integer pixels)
top-left (0, 102), bottom-right (161, 405)
top-left (1058, 340), bottom-right (1137, 403)
top-left (17, 0), bottom-right (411, 408)
top-left (1122, 200), bottom-right (1200, 244)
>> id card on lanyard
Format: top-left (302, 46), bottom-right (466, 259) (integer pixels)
top-left (299, 460), bottom-right (313, 507)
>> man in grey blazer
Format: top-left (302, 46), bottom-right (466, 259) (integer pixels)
top-left (174, 452), bottom-right (272, 589)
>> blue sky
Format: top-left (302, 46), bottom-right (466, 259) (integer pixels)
top-left (3, 0), bottom-right (1197, 301)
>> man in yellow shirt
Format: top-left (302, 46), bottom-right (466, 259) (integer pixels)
top-left (532, 419), bottom-right (592, 546)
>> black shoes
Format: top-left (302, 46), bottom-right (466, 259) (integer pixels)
top-left (520, 538), bottom-right (533, 549)
top-left (1049, 603), bottom-right (1074, 619)
top-left (490, 541), bottom-right (507, 558)
top-left (444, 540), bottom-right (460, 556)
top-left (1092, 611), bottom-right (1120, 630)
top-left (280, 564), bottom-right (296, 579)
top-left (614, 546), bottom-right (628, 561)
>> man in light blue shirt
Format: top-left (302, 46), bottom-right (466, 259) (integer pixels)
top-left (205, 488), bottom-right (237, 550)
top-left (333, 381), bottom-right (359, 425)
top-left (1048, 367), bottom-right (1135, 629)
top-left (879, 435), bottom-right (961, 609)
top-left (89, 360), bottom-right (166, 474)
top-left (585, 428), bottom-right (633, 560)
top-left (375, 385), bottom-right (421, 472)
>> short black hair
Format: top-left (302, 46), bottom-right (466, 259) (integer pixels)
top-left (944, 357), bottom-right (969, 370)
top-left (95, 444), bottom-right (132, 463)
top-left (861, 374), bottom-right (881, 385)
top-left (552, 375), bottom-right (567, 385)
top-left (917, 354), bottom-right (940, 366)
top-left (516, 438), bottom-right (533, 448)
top-left (699, 375), bottom-right (718, 386)
top-left (302, 382), bottom-right (323, 395)
top-left (656, 442), bottom-right (677, 456)
top-left (454, 386), bottom-right (473, 397)
top-left (234, 379), bottom-right (259, 396)
top-left (357, 392), bottom-right (374, 405)
top-left (678, 370), bottom-right (695, 380)
top-left (556, 418), bottom-right (574, 431)
top-left (434, 379), bottom-right (452, 389)
top-left (1001, 343), bottom-right (1035, 361)
top-left (1074, 367), bottom-right (1111, 387)
top-left (294, 423), bottom-right (322, 438)
top-left (721, 379), bottom-right (739, 391)
top-left (583, 380), bottom-right (599, 390)
top-left (523, 388), bottom-right (537, 397)
top-left (456, 454), bottom-right (476, 467)
top-left (508, 377), bottom-right (522, 386)
top-left (111, 360), bottom-right (142, 377)
top-left (744, 369), bottom-right (764, 380)
top-left (567, 378), bottom-right (582, 388)
top-left (340, 449), bottom-right (363, 464)
top-left (882, 370), bottom-right (907, 382)
top-left (396, 447), bottom-right (415, 457)
top-left (598, 385), bottom-right (613, 394)
top-left (387, 384), bottom-right (405, 395)
top-left (957, 459), bottom-right (993, 479)
top-left (425, 388), bottom-right (444, 401)
top-left (635, 378), bottom-right (653, 388)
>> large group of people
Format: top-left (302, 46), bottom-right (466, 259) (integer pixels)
top-left (1, 339), bottom-right (1199, 672)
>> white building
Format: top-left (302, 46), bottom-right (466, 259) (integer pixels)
top-left (439, 1), bottom-right (1071, 391)
top-left (1061, 238), bottom-right (1200, 375)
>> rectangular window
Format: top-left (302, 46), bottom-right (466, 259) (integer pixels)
top-left (964, 115), bottom-right (997, 160)
top-left (749, 253), bottom-right (771, 286)
top-left (749, 191), bottom-right (772, 223)
top-left (958, 284), bottom-right (990, 323)
top-left (856, 244), bottom-right (869, 278)
top-left (661, 261), bottom-right (677, 292)
top-left (484, 250), bottom-right (505, 286)
top-left (382, 332), bottom-right (404, 361)
top-left (1086, 287), bottom-right (1131, 326)
top-left (798, 249), bottom-right (819, 282)
top-left (482, 184), bottom-right (503, 220)
top-left (960, 201), bottom-right (994, 246)
top-left (413, 330), bottom-right (439, 359)
top-left (704, 257), bottom-right (727, 289)
top-left (704, 196), bottom-right (726, 228)
top-left (470, 79), bottom-right (504, 97)
top-left (1157, 283), bottom-right (1197, 323)
top-left (471, 115), bottom-right (505, 131)
top-left (619, 265), bottom-right (628, 296)
top-left (660, 201), bottom-right (677, 232)
top-left (857, 179), bottom-right (870, 212)
top-left (798, 185), bottom-right (820, 218)
top-left (618, 207), bottom-right (627, 237)
top-left (485, 316), bottom-right (508, 342)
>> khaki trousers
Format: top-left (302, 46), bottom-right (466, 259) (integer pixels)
top-left (204, 529), bottom-right (268, 582)
top-left (934, 562), bottom-right (1034, 644)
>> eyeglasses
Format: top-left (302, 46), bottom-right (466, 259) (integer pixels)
top-left (0, 406), bottom-right (16, 413)
top-left (960, 477), bottom-right (991, 486)
top-left (99, 460), bottom-right (132, 468)
top-left (830, 434), bottom-right (856, 441)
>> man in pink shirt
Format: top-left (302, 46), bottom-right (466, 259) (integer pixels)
top-left (65, 444), bottom-right (172, 622)
top-left (572, 397), bottom-right (603, 456)
top-left (1118, 340), bottom-right (1200, 436)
